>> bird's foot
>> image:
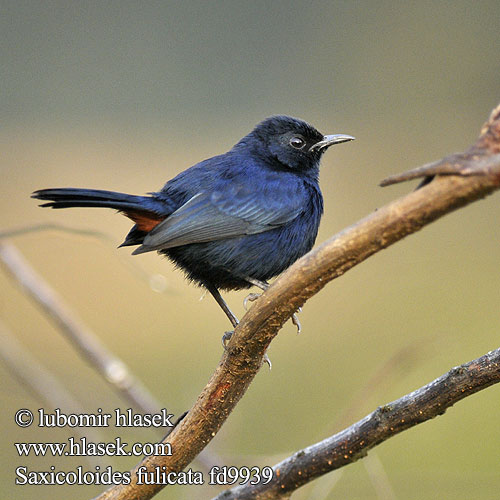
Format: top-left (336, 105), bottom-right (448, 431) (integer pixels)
top-left (291, 308), bottom-right (302, 334)
top-left (221, 330), bottom-right (233, 349)
top-left (243, 292), bottom-right (262, 310)
top-left (244, 277), bottom-right (302, 334)
top-left (263, 353), bottom-right (272, 370)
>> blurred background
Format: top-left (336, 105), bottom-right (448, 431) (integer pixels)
top-left (1, 1), bottom-right (499, 498)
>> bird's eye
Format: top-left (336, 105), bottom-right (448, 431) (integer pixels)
top-left (289, 136), bottom-right (306, 149)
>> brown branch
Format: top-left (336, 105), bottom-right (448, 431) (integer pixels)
top-left (214, 347), bottom-right (500, 499)
top-left (380, 104), bottom-right (500, 186)
top-left (0, 239), bottom-right (222, 472)
top-left (93, 104), bottom-right (500, 500)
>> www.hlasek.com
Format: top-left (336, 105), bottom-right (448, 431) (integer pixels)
top-left (15, 436), bottom-right (171, 458)
top-left (13, 408), bottom-right (274, 487)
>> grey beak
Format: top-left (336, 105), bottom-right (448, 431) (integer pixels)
top-left (309, 134), bottom-right (355, 152)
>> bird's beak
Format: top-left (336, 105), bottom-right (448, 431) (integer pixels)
top-left (309, 134), bottom-right (355, 152)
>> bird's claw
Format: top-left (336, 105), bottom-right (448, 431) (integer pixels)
top-left (221, 330), bottom-right (233, 349)
top-left (243, 292), bottom-right (261, 310)
top-left (291, 312), bottom-right (302, 334)
top-left (263, 353), bottom-right (272, 369)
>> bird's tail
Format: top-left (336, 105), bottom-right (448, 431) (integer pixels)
top-left (32, 188), bottom-right (152, 210)
top-left (32, 188), bottom-right (166, 246)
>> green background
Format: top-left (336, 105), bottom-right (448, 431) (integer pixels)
top-left (1, 1), bottom-right (499, 498)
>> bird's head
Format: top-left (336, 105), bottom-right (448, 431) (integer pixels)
top-left (235, 115), bottom-right (354, 174)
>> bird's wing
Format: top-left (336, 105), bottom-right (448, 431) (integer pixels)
top-left (133, 180), bottom-right (305, 254)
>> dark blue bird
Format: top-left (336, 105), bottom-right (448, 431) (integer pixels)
top-left (32, 116), bottom-right (354, 329)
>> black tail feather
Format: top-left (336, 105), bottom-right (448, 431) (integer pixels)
top-left (32, 188), bottom-right (168, 247)
top-left (32, 188), bottom-right (147, 211)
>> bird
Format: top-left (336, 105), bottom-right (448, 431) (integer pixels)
top-left (32, 115), bottom-right (354, 335)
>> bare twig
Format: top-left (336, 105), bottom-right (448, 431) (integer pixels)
top-left (93, 105), bottom-right (500, 500)
top-left (214, 347), bottom-right (500, 499)
top-left (0, 223), bottom-right (117, 241)
top-left (0, 320), bottom-right (86, 410)
top-left (0, 241), bottom-right (161, 416)
top-left (0, 223), bottom-right (174, 294)
top-left (334, 340), bottom-right (429, 430)
top-left (0, 321), bottom-right (108, 467)
top-left (380, 103), bottom-right (500, 186)
top-left (363, 453), bottom-right (397, 500)
top-left (0, 239), bottom-right (222, 471)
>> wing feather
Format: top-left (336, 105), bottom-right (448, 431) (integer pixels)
top-left (133, 179), bottom-right (305, 254)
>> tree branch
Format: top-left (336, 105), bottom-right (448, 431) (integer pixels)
top-left (0, 241), bottom-right (162, 416)
top-left (92, 103), bottom-right (500, 499)
top-left (0, 241), bottom-right (222, 471)
top-left (214, 346), bottom-right (500, 499)
top-left (0, 223), bottom-right (175, 294)
top-left (0, 321), bottom-right (110, 468)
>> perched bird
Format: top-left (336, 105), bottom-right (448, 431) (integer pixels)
top-left (32, 116), bottom-right (354, 331)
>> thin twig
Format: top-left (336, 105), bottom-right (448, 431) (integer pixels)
top-left (334, 340), bottom-right (429, 430)
top-left (0, 321), bottom-right (107, 467)
top-left (0, 239), bottom-right (222, 471)
top-left (0, 223), bottom-right (175, 294)
top-left (0, 241), bottom-right (161, 416)
top-left (0, 223), bottom-right (117, 241)
top-left (363, 453), bottom-right (397, 500)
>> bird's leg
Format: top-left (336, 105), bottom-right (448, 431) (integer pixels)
top-left (206, 283), bottom-right (239, 328)
top-left (245, 277), bottom-right (270, 290)
top-left (205, 283), bottom-right (239, 348)
top-left (206, 281), bottom-right (271, 369)
top-left (243, 277), bottom-right (302, 334)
